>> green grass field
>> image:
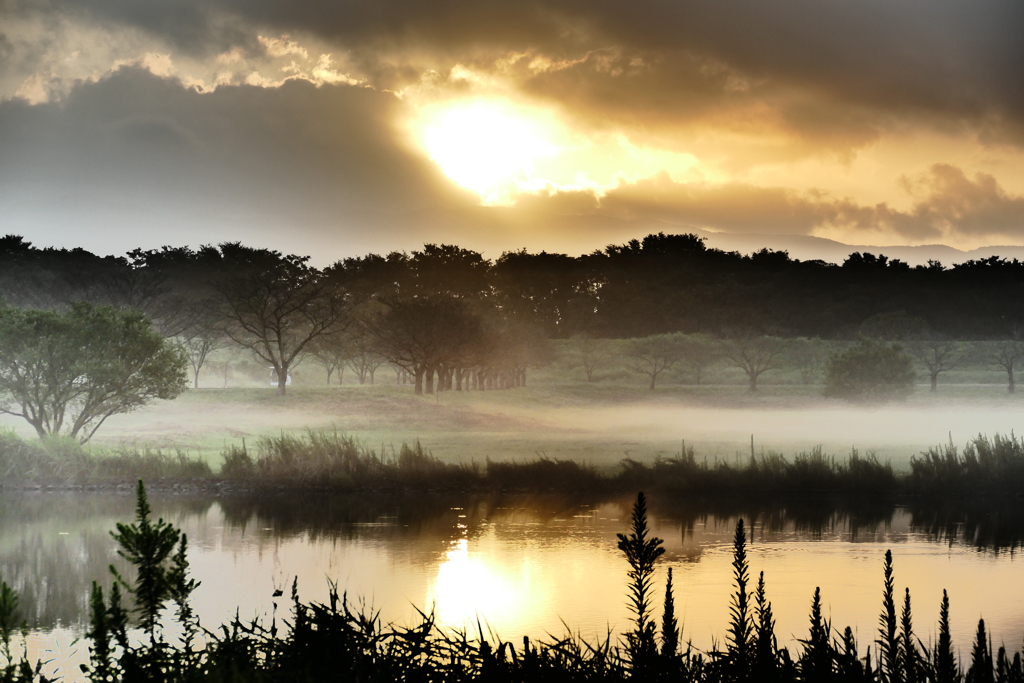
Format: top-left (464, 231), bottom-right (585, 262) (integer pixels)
top-left (3, 348), bottom-right (1023, 474)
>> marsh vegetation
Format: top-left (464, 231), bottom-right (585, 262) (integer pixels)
top-left (1, 486), bottom-right (1023, 682)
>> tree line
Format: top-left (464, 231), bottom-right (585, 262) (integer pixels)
top-left (7, 232), bottom-right (1024, 343)
top-left (4, 231), bottom-right (1024, 440)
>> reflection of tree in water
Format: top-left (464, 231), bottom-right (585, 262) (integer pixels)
top-left (215, 492), bottom-right (615, 545)
top-left (7, 490), bottom-right (1024, 633)
top-left (908, 499), bottom-right (1024, 552)
top-left (0, 492), bottom-right (214, 629)
top-left (648, 496), bottom-right (898, 544)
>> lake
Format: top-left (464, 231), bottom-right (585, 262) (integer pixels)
top-left (2, 490), bottom-right (1022, 678)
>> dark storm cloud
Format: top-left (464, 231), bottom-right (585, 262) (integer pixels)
top-left (0, 67), bottom-right (473, 255)
top-left (10, 0), bottom-right (1023, 144)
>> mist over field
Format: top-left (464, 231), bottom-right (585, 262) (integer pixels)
top-left (2, 379), bottom-right (1019, 471)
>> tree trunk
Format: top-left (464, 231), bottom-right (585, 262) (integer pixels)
top-left (649, 374), bottom-right (657, 391)
top-left (414, 367), bottom-right (424, 395)
top-left (277, 365), bottom-right (288, 396)
top-left (425, 366), bottom-right (435, 394)
top-left (930, 373), bottom-right (938, 392)
top-left (193, 369), bottom-right (200, 389)
top-left (1009, 369), bottom-right (1016, 394)
top-left (369, 368), bottom-right (375, 384)
top-left (748, 373), bottom-right (758, 392)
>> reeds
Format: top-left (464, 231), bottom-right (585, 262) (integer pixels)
top-left (909, 433), bottom-right (1024, 495)
top-left (0, 429), bottom-right (211, 485)
top-left (0, 486), bottom-right (1017, 681)
top-left (11, 428), bottom-right (1024, 499)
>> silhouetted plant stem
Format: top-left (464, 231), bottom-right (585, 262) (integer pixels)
top-left (935, 589), bottom-right (959, 683)
top-left (879, 549), bottom-right (903, 683)
top-left (727, 518), bottom-right (753, 679)
top-left (903, 587), bottom-right (922, 683)
top-left (799, 586), bottom-right (833, 680)
top-left (616, 491), bottom-right (665, 673)
top-left (661, 567), bottom-right (679, 658)
top-left (754, 570), bottom-right (781, 680)
top-left (970, 619), bottom-right (994, 683)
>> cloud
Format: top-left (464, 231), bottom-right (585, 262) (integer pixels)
top-left (0, 68), bottom-right (474, 257)
top-left (509, 164), bottom-right (1024, 244)
top-left (7, 0), bottom-right (1022, 148)
top-left (3, 2), bottom-right (1024, 258)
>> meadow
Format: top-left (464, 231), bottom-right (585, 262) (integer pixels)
top-left (3, 339), bottom-right (1024, 482)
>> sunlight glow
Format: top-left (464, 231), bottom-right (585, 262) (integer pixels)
top-left (420, 101), bottom-right (560, 203)
top-left (427, 536), bottom-right (517, 628)
top-left (406, 94), bottom-right (708, 207)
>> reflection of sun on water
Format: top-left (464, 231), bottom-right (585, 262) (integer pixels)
top-left (426, 532), bottom-right (520, 629)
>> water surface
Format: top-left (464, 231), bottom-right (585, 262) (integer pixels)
top-left (2, 491), bottom-right (1021, 677)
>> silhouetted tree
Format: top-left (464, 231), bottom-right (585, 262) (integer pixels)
top-left (678, 333), bottom-right (720, 385)
top-left (212, 244), bottom-right (349, 396)
top-left (909, 337), bottom-right (963, 392)
top-left (989, 340), bottom-right (1024, 393)
top-left (624, 334), bottom-right (686, 391)
top-left (563, 334), bottom-right (612, 382)
top-left (721, 335), bottom-right (788, 391)
top-left (307, 331), bottom-right (353, 385)
top-left (367, 296), bottom-right (483, 395)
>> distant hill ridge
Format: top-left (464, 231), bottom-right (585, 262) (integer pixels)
top-left (693, 230), bottom-right (1024, 267)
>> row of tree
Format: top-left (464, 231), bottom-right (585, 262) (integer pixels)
top-left (567, 332), bottom-right (1024, 394)
top-left (5, 233), bottom-right (1024, 442)
top-left (7, 232), bottom-right (1024, 342)
top-left (0, 238), bottom-right (557, 397)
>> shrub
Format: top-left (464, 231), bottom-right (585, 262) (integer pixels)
top-left (824, 338), bottom-right (915, 401)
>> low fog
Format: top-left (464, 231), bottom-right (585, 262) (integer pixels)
top-left (3, 385), bottom-right (1017, 471)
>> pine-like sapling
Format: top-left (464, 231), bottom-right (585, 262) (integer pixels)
top-left (617, 491), bottom-right (666, 671)
top-left (661, 567), bottom-right (679, 658)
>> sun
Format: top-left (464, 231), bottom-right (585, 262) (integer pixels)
top-left (419, 100), bottom-right (560, 203)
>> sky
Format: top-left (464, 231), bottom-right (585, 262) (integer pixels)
top-left (2, 0), bottom-right (1024, 261)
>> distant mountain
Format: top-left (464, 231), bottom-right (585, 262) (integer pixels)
top-left (349, 203), bottom-right (1024, 268)
top-left (692, 231), bottom-right (1024, 267)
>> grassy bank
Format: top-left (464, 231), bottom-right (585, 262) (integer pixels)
top-left (5, 428), bottom-right (1024, 499)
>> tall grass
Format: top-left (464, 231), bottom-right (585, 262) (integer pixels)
top-left (7, 428), bottom-right (1024, 500)
top-left (909, 433), bottom-right (1024, 494)
top-left (220, 430), bottom-right (479, 489)
top-left (0, 429), bottom-right (211, 485)
top-left (4, 486), bottom-right (1024, 682)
